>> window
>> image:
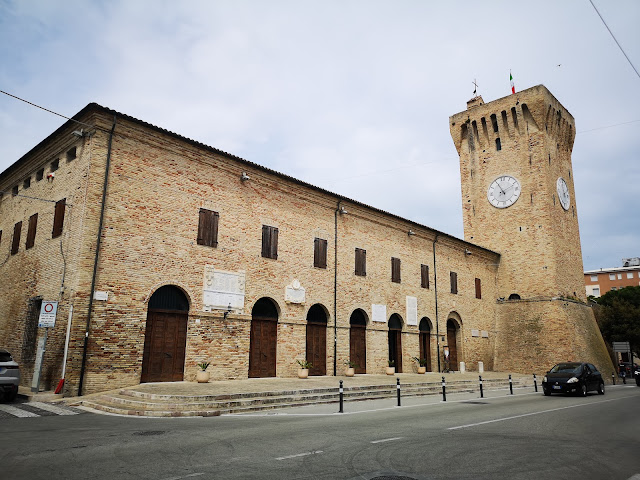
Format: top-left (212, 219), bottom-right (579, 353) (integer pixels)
top-left (609, 274), bottom-right (615, 280)
top-left (23, 177), bottom-right (31, 189)
top-left (36, 168), bottom-right (44, 181)
top-left (66, 147), bottom-right (77, 162)
top-left (261, 225), bottom-right (278, 259)
top-left (495, 138), bottom-right (502, 151)
top-left (617, 273), bottom-right (622, 280)
top-left (355, 248), bottom-right (366, 276)
top-left (590, 275), bottom-right (598, 282)
top-left (391, 257), bottom-right (401, 283)
top-left (421, 264), bottom-right (429, 289)
top-left (450, 272), bottom-right (458, 294)
top-left (196, 208), bottom-right (219, 247)
top-left (475, 278), bottom-right (482, 299)
top-left (26, 213), bottom-right (38, 250)
top-left (12, 185), bottom-right (18, 196)
top-left (52, 199), bottom-right (66, 238)
top-left (627, 272), bottom-right (634, 279)
top-left (313, 238), bottom-right (327, 269)
top-left (0, 230), bottom-right (2, 246)
top-left (11, 221), bottom-right (22, 255)
top-left (50, 158), bottom-right (59, 172)
top-left (592, 287), bottom-right (600, 296)
top-left (490, 114), bottom-right (499, 133)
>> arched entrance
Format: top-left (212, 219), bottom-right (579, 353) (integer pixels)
top-left (446, 318), bottom-right (461, 371)
top-left (388, 314), bottom-right (403, 373)
top-left (141, 285), bottom-right (190, 383)
top-left (249, 297), bottom-right (279, 378)
top-left (349, 309), bottom-right (367, 374)
top-left (419, 317), bottom-right (432, 372)
top-left (306, 304), bottom-right (328, 376)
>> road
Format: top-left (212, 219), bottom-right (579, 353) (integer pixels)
top-left (2, 384), bottom-right (639, 480)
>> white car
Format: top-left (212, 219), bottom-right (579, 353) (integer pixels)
top-left (0, 349), bottom-right (20, 402)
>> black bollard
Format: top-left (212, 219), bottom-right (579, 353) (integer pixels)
top-left (622, 371), bottom-right (626, 384)
top-left (479, 375), bottom-right (484, 398)
top-left (509, 374), bottom-right (513, 395)
top-left (396, 378), bottom-right (401, 407)
top-left (339, 380), bottom-right (344, 413)
top-left (612, 372), bottom-right (616, 385)
top-left (533, 374), bottom-right (538, 393)
top-left (442, 376), bottom-right (447, 402)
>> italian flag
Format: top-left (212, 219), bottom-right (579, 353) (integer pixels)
top-left (510, 71), bottom-right (515, 94)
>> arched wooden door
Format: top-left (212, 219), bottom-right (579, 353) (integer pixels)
top-left (141, 285), bottom-right (190, 383)
top-left (388, 314), bottom-right (403, 373)
top-left (419, 317), bottom-right (432, 372)
top-left (249, 298), bottom-right (278, 378)
top-left (306, 304), bottom-right (327, 376)
top-left (349, 309), bottom-right (367, 374)
top-left (447, 319), bottom-right (459, 370)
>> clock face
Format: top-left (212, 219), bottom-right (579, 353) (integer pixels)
top-left (557, 177), bottom-right (570, 210)
top-left (487, 175), bottom-right (521, 208)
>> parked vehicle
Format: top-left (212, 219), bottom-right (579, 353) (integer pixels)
top-left (0, 348), bottom-right (20, 402)
top-left (542, 362), bottom-right (605, 397)
top-left (635, 367), bottom-right (640, 387)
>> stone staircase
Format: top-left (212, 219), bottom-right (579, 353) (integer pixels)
top-left (69, 377), bottom-right (532, 417)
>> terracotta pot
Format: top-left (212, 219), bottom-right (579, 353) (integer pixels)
top-left (196, 370), bottom-right (210, 383)
top-left (386, 366), bottom-right (395, 375)
top-left (345, 367), bottom-right (355, 377)
top-left (417, 366), bottom-right (426, 374)
top-left (298, 368), bottom-right (309, 379)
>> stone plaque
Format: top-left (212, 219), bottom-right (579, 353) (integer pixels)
top-left (405, 296), bottom-right (417, 326)
top-left (285, 279), bottom-right (306, 304)
top-left (481, 330), bottom-right (489, 338)
top-left (471, 329), bottom-right (480, 337)
top-left (372, 304), bottom-right (387, 323)
top-left (203, 266), bottom-right (245, 312)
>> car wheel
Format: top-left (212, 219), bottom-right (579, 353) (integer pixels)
top-left (543, 387), bottom-right (551, 396)
top-left (597, 382), bottom-right (605, 395)
top-left (580, 383), bottom-right (587, 397)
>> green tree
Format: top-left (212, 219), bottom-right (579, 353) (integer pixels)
top-left (593, 286), bottom-right (640, 359)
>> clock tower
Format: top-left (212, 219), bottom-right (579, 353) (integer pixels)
top-left (449, 85), bottom-right (613, 375)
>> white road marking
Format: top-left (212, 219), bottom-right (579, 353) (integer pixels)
top-left (30, 402), bottom-right (79, 415)
top-left (160, 473), bottom-right (205, 480)
top-left (0, 404), bottom-right (40, 417)
top-left (276, 450), bottom-right (323, 461)
top-left (448, 395), bottom-right (637, 430)
top-left (370, 437), bottom-right (403, 444)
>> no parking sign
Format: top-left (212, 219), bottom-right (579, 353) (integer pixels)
top-left (38, 301), bottom-right (58, 328)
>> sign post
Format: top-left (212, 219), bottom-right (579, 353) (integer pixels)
top-left (31, 301), bottom-right (58, 393)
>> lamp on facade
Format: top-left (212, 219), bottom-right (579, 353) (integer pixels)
top-left (223, 303), bottom-right (232, 319)
top-left (241, 172), bottom-right (250, 181)
top-left (408, 230), bottom-right (416, 236)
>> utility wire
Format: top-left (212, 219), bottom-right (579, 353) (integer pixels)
top-left (589, 0), bottom-right (640, 81)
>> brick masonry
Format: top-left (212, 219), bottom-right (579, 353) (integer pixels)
top-left (0, 87), bottom-right (614, 396)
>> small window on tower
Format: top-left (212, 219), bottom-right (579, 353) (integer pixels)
top-left (36, 168), bottom-right (44, 181)
top-left (495, 138), bottom-right (501, 151)
top-left (23, 177), bottom-right (31, 189)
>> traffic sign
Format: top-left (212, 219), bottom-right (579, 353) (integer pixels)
top-left (38, 301), bottom-right (58, 328)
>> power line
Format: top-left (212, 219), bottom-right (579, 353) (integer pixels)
top-left (0, 90), bottom-right (94, 129)
top-left (589, 0), bottom-right (640, 81)
top-left (577, 119), bottom-right (640, 134)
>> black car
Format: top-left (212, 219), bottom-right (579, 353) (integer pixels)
top-left (542, 362), bottom-right (605, 397)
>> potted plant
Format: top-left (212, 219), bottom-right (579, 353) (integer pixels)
top-left (344, 360), bottom-right (358, 377)
top-left (196, 361), bottom-right (211, 383)
top-left (296, 359), bottom-right (312, 379)
top-left (386, 359), bottom-right (395, 375)
top-left (412, 357), bottom-right (427, 374)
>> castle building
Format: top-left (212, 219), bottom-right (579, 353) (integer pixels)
top-left (0, 85), bottom-right (613, 396)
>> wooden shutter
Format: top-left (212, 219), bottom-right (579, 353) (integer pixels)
top-left (197, 208), bottom-right (219, 247)
top-left (450, 271), bottom-right (458, 294)
top-left (391, 257), bottom-right (401, 283)
top-left (421, 264), bottom-right (429, 288)
top-left (52, 199), bottom-right (66, 238)
top-left (314, 238), bottom-right (327, 269)
top-left (11, 221), bottom-right (22, 255)
top-left (475, 278), bottom-right (482, 299)
top-left (262, 225), bottom-right (278, 259)
top-left (26, 213), bottom-right (38, 250)
top-left (355, 248), bottom-right (366, 276)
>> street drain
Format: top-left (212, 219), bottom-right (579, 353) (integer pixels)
top-left (133, 430), bottom-right (166, 436)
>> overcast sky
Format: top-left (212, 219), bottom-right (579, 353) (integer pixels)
top-left (1, 0), bottom-right (638, 271)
